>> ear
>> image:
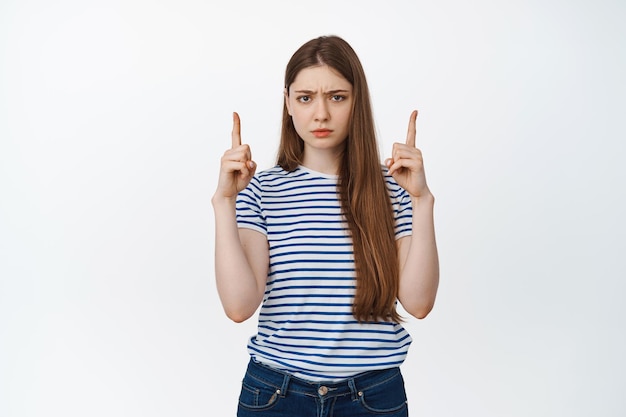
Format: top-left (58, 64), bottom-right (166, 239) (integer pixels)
top-left (284, 88), bottom-right (292, 116)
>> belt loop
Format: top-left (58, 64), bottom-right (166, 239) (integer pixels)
top-left (279, 373), bottom-right (291, 398)
top-left (348, 377), bottom-right (359, 401)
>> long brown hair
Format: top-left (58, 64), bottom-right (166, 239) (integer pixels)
top-left (277, 36), bottom-right (401, 322)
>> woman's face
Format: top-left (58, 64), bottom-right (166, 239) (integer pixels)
top-left (285, 65), bottom-right (353, 157)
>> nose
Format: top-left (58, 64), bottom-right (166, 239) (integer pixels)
top-left (314, 99), bottom-right (330, 122)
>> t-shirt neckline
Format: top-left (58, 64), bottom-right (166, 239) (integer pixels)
top-left (297, 165), bottom-right (339, 180)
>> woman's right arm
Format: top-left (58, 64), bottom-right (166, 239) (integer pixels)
top-left (212, 113), bottom-right (268, 323)
top-left (212, 199), bottom-right (268, 322)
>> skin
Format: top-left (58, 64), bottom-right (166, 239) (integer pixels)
top-left (387, 110), bottom-right (439, 319)
top-left (212, 112), bottom-right (267, 323)
top-left (212, 70), bottom-right (439, 322)
top-left (284, 65), bottom-right (353, 175)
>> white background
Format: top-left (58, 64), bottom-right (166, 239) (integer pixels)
top-left (1, 0), bottom-right (625, 416)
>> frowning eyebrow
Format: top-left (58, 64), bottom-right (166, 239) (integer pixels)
top-left (293, 89), bottom-right (351, 95)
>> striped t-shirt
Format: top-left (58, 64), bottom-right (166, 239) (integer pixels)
top-left (235, 164), bottom-right (413, 381)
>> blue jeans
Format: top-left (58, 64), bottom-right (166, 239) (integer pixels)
top-left (237, 359), bottom-right (409, 417)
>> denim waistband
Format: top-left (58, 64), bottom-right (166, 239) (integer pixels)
top-left (244, 359), bottom-right (402, 400)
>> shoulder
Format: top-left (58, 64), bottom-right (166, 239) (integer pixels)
top-left (239, 166), bottom-right (312, 201)
top-left (252, 165), bottom-right (328, 190)
top-left (253, 165), bottom-right (286, 182)
top-left (253, 165), bottom-right (306, 183)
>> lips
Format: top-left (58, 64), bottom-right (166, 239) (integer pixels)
top-left (312, 129), bottom-right (332, 138)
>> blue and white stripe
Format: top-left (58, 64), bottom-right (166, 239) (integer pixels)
top-left (236, 165), bottom-right (413, 381)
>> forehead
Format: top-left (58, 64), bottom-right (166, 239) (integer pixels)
top-left (290, 65), bottom-right (352, 91)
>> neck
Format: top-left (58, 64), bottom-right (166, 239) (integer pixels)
top-left (301, 149), bottom-right (343, 175)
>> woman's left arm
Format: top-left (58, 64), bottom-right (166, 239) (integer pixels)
top-left (386, 110), bottom-right (440, 319)
top-left (396, 195), bottom-right (439, 319)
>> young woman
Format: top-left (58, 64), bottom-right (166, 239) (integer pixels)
top-left (212, 35), bottom-right (439, 417)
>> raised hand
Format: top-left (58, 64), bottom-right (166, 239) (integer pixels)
top-left (214, 112), bottom-right (257, 200)
top-left (385, 110), bottom-right (430, 198)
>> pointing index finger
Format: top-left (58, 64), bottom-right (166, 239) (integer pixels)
top-left (406, 110), bottom-right (418, 148)
top-left (231, 111), bottom-right (242, 149)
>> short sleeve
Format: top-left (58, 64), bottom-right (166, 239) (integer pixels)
top-left (235, 176), bottom-right (267, 236)
top-left (383, 168), bottom-right (413, 239)
top-left (393, 189), bottom-right (413, 239)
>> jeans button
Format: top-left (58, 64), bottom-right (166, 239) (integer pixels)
top-left (318, 386), bottom-right (328, 396)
